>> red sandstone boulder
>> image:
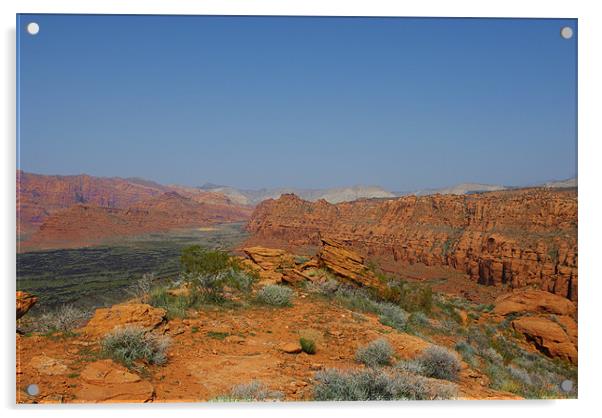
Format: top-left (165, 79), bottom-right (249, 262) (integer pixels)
top-left (512, 316), bottom-right (577, 365)
top-left (493, 289), bottom-right (576, 318)
top-left (16, 291), bottom-right (37, 320)
top-left (318, 238), bottom-right (381, 288)
top-left (82, 303), bottom-right (166, 338)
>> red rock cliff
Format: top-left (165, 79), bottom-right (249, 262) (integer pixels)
top-left (245, 189), bottom-right (577, 301)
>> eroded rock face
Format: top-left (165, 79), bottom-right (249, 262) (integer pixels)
top-left (318, 238), bottom-right (381, 289)
top-left (242, 246), bottom-right (314, 285)
top-left (83, 303), bottom-right (166, 338)
top-left (493, 289), bottom-right (577, 317)
top-left (16, 291), bottom-right (38, 319)
top-left (246, 189), bottom-right (577, 301)
top-left (512, 316), bottom-right (577, 365)
top-left (74, 360), bottom-right (154, 403)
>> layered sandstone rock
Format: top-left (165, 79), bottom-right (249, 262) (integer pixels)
top-left (318, 238), bottom-right (382, 289)
top-left (512, 316), bottom-right (577, 365)
top-left (246, 189), bottom-right (577, 301)
top-left (16, 291), bottom-right (37, 319)
top-left (83, 303), bottom-right (166, 338)
top-left (74, 360), bottom-right (154, 403)
top-left (242, 246), bottom-right (315, 285)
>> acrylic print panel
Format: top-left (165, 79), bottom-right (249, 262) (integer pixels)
top-left (16, 14), bottom-right (577, 403)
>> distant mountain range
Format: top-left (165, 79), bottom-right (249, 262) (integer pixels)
top-left (197, 184), bottom-right (396, 205)
top-left (395, 177), bottom-right (577, 196)
top-left (200, 177), bottom-right (577, 203)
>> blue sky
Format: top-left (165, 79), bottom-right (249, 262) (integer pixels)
top-left (17, 15), bottom-right (577, 191)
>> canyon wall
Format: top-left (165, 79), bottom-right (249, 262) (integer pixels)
top-left (245, 189), bottom-right (578, 301)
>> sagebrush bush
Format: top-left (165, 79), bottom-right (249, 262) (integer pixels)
top-left (38, 304), bottom-right (90, 333)
top-left (255, 285), bottom-right (293, 307)
top-left (128, 272), bottom-right (156, 300)
top-left (300, 337), bottom-right (316, 354)
top-left (417, 345), bottom-right (461, 381)
top-left (355, 338), bottom-right (393, 368)
top-left (213, 380), bottom-right (283, 402)
top-left (101, 326), bottom-right (170, 368)
top-left (313, 368), bottom-right (457, 401)
top-left (376, 302), bottom-right (408, 331)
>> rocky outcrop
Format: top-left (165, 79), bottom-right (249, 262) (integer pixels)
top-left (493, 289), bottom-right (577, 317)
top-left (512, 316), bottom-right (577, 365)
top-left (246, 189), bottom-right (577, 301)
top-left (318, 238), bottom-right (381, 289)
top-left (242, 247), bottom-right (314, 285)
top-left (16, 291), bottom-right (37, 319)
top-left (29, 355), bottom-right (68, 376)
top-left (74, 360), bottom-right (154, 403)
top-left (83, 304), bottom-right (166, 338)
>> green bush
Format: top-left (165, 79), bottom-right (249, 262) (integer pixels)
top-left (313, 368), bottom-right (457, 401)
top-left (213, 380), bottom-right (283, 402)
top-left (300, 337), bottom-right (316, 354)
top-left (101, 326), bottom-right (170, 368)
top-left (180, 246), bottom-right (249, 303)
top-left (417, 345), bottom-right (461, 381)
top-left (379, 280), bottom-right (433, 313)
top-left (180, 245), bottom-right (234, 276)
top-left (355, 338), bottom-right (393, 368)
top-left (148, 287), bottom-right (194, 319)
top-left (255, 285), bottom-right (293, 307)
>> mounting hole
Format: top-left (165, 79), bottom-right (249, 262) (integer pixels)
top-left (560, 26), bottom-right (573, 40)
top-left (560, 379), bottom-right (574, 392)
top-left (26, 383), bottom-right (39, 396)
top-left (26, 22), bottom-right (40, 35)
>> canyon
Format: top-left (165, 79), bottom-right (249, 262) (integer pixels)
top-left (245, 188), bottom-right (578, 301)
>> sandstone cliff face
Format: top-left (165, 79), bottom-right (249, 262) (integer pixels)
top-left (245, 189), bottom-right (577, 301)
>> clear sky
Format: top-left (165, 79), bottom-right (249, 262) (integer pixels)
top-left (17, 15), bottom-right (577, 191)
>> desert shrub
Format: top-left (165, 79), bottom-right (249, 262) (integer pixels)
top-left (466, 325), bottom-right (489, 351)
top-left (408, 311), bottom-right (430, 328)
top-left (37, 305), bottom-right (90, 334)
top-left (490, 335), bottom-right (520, 363)
top-left (455, 340), bottom-right (479, 368)
top-left (481, 347), bottom-right (504, 364)
top-left (376, 302), bottom-right (408, 331)
top-left (313, 368), bottom-right (457, 401)
top-left (255, 285), bottom-right (293, 307)
top-left (180, 246), bottom-right (247, 302)
top-left (394, 359), bottom-right (424, 375)
top-left (507, 365), bottom-right (533, 386)
top-left (300, 337), bottom-right (316, 354)
top-left (333, 286), bottom-right (380, 313)
top-left (228, 269), bottom-right (257, 293)
top-left (355, 338), bottom-right (393, 368)
top-left (379, 280), bottom-right (433, 313)
top-left (128, 272), bottom-right (156, 300)
top-left (416, 345), bottom-right (461, 381)
top-left (180, 245), bottom-right (234, 276)
top-left (213, 380), bottom-right (283, 402)
top-left (148, 287), bottom-right (193, 319)
top-left (101, 326), bottom-right (170, 368)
